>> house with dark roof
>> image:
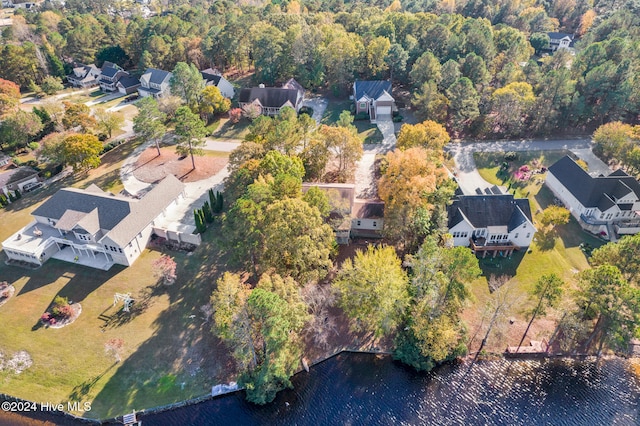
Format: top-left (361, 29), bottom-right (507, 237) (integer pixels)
top-left (448, 194), bottom-right (535, 257)
top-left (353, 80), bottom-right (396, 123)
top-left (351, 199), bottom-right (384, 238)
top-left (238, 79), bottom-right (304, 116)
top-left (138, 68), bottom-right (173, 98)
top-left (547, 32), bottom-right (575, 52)
top-left (66, 63), bottom-right (101, 88)
top-left (116, 75), bottom-right (141, 95)
top-left (98, 62), bottom-right (129, 92)
top-left (546, 156), bottom-right (640, 239)
top-left (2, 175), bottom-right (186, 270)
top-left (200, 68), bottom-right (235, 99)
top-left (0, 166), bottom-right (40, 197)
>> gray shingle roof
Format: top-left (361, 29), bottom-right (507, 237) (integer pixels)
top-left (117, 75), bottom-right (141, 88)
top-left (0, 166), bottom-right (39, 188)
top-left (353, 200), bottom-right (384, 219)
top-left (33, 188), bottom-right (133, 231)
top-left (107, 174), bottom-right (184, 246)
top-left (354, 80), bottom-right (392, 100)
top-left (548, 156), bottom-right (640, 208)
top-left (447, 194), bottom-right (533, 231)
top-left (239, 87), bottom-right (299, 109)
top-left (200, 70), bottom-right (222, 85)
top-left (32, 175), bottom-right (184, 246)
top-left (143, 68), bottom-right (172, 85)
top-left (100, 66), bottom-right (121, 78)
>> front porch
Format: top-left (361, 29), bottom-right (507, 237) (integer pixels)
top-left (470, 237), bottom-right (520, 258)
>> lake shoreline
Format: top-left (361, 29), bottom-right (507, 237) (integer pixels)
top-left (1, 349), bottom-right (636, 425)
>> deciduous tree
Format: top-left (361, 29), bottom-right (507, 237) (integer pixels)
top-left (333, 245), bottom-right (410, 338)
top-left (94, 108), bottom-right (124, 139)
top-left (396, 120), bottom-right (451, 151)
top-left (60, 133), bottom-right (103, 172)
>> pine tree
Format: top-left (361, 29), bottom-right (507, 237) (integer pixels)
top-left (203, 201), bottom-right (214, 224)
top-left (215, 191), bottom-right (224, 213)
top-left (194, 208), bottom-right (206, 234)
top-left (209, 188), bottom-right (217, 214)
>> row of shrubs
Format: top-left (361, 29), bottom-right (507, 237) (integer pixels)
top-left (194, 189), bottom-right (224, 234)
top-left (0, 189), bottom-right (21, 208)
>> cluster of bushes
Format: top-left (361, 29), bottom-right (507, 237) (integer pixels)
top-left (101, 139), bottom-right (126, 154)
top-left (41, 296), bottom-right (73, 326)
top-left (0, 189), bottom-right (21, 208)
top-left (194, 189), bottom-right (223, 234)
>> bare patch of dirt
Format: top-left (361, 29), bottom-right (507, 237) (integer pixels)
top-left (133, 147), bottom-right (228, 183)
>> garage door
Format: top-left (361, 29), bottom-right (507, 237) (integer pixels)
top-left (376, 106), bottom-right (391, 116)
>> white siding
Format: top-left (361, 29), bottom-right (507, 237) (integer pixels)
top-left (352, 218), bottom-right (382, 231)
top-left (449, 221), bottom-right (474, 247)
top-left (508, 222), bottom-right (535, 247)
top-left (545, 172), bottom-right (585, 220)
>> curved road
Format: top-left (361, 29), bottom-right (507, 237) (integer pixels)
top-left (446, 138), bottom-right (610, 195)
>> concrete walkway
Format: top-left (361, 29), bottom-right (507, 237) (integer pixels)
top-left (354, 117), bottom-right (396, 199)
top-left (447, 138), bottom-right (609, 195)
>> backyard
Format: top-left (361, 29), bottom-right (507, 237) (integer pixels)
top-left (462, 150), bottom-right (606, 354)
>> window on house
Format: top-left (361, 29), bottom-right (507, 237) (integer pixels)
top-left (359, 102), bottom-right (367, 109)
top-left (526, 233), bottom-right (530, 238)
top-left (515, 233), bottom-right (519, 238)
top-left (373, 221), bottom-right (377, 227)
top-left (357, 220), bottom-right (361, 226)
top-left (600, 213), bottom-right (605, 219)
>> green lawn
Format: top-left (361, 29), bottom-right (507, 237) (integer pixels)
top-left (322, 100), bottom-right (384, 144)
top-left (212, 117), bottom-right (250, 140)
top-left (463, 150), bottom-right (606, 352)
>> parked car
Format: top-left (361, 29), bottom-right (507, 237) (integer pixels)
top-left (124, 94), bottom-right (139, 103)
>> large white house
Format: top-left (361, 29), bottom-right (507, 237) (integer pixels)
top-left (2, 175), bottom-right (186, 270)
top-left (138, 68), bottom-right (173, 98)
top-left (448, 194), bottom-right (536, 257)
top-left (546, 156), bottom-right (640, 239)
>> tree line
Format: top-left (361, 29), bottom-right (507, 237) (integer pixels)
top-left (1, 2), bottom-right (640, 137)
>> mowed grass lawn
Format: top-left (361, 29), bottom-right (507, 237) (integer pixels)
top-left (0, 140), bottom-right (235, 419)
top-left (462, 150), bottom-right (605, 353)
top-left (322, 100), bottom-right (384, 144)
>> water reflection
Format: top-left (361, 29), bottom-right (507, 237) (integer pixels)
top-left (2, 354), bottom-right (639, 426)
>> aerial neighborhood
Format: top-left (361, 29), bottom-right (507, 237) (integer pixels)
top-left (0, 0), bottom-right (639, 423)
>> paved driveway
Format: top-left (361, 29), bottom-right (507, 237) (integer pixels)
top-left (447, 138), bottom-right (608, 195)
top-left (354, 117), bottom-right (396, 199)
top-left (302, 96), bottom-right (328, 124)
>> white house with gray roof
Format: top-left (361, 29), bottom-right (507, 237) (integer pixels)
top-left (448, 194), bottom-right (535, 257)
top-left (546, 155), bottom-right (640, 240)
top-left (2, 175), bottom-right (185, 270)
top-left (138, 68), bottom-right (173, 98)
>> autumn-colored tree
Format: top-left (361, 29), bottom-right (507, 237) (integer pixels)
top-left (539, 205), bottom-right (570, 229)
top-left (62, 102), bottom-right (96, 132)
top-left (152, 255), bottom-right (177, 285)
top-left (60, 133), bottom-right (103, 172)
top-left (317, 124), bottom-right (363, 181)
top-left (378, 147), bottom-right (452, 250)
top-left (94, 108), bottom-right (124, 139)
top-left (199, 85), bottom-right (231, 123)
top-left (0, 78), bottom-right (20, 117)
top-left (490, 82), bottom-right (535, 137)
top-left (0, 110), bottom-right (43, 151)
top-left (396, 120), bottom-right (451, 151)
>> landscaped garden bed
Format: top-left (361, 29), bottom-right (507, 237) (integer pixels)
top-left (40, 296), bottom-right (82, 329)
top-left (0, 281), bottom-right (15, 307)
